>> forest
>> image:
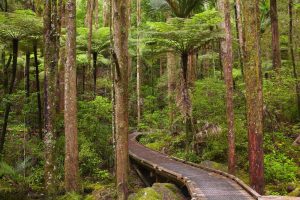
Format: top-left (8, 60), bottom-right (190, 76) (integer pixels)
top-left (0, 0), bottom-right (299, 199)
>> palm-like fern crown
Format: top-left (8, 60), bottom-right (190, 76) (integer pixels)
top-left (0, 10), bottom-right (42, 41)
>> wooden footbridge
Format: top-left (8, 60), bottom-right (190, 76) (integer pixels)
top-left (129, 132), bottom-right (261, 200)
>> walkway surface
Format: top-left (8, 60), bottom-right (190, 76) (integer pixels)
top-left (129, 132), bottom-right (257, 200)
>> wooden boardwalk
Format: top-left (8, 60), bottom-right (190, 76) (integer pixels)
top-left (129, 132), bottom-right (259, 200)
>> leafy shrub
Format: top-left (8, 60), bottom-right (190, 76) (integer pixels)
top-left (264, 153), bottom-right (298, 183)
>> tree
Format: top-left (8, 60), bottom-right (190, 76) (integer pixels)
top-left (137, 0), bottom-right (142, 126)
top-left (112, 0), bottom-right (130, 199)
top-left (234, 0), bottom-right (244, 76)
top-left (270, 0), bottom-right (281, 71)
top-left (217, 0), bottom-right (235, 175)
top-left (242, 0), bottom-right (265, 194)
top-left (64, 0), bottom-right (80, 192)
top-left (146, 10), bottom-right (221, 152)
top-left (43, 0), bottom-right (60, 194)
top-left (0, 10), bottom-right (42, 154)
top-left (288, 0), bottom-right (300, 118)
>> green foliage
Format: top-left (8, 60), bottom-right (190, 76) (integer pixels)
top-left (145, 9), bottom-right (221, 54)
top-left (192, 78), bottom-right (225, 124)
top-left (264, 153), bottom-right (298, 183)
top-left (0, 10), bottom-right (42, 41)
top-left (58, 192), bottom-right (83, 200)
top-left (78, 96), bottom-right (113, 169)
top-left (263, 69), bottom-right (298, 122)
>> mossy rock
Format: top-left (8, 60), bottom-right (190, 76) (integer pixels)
top-left (129, 183), bottom-right (186, 200)
top-left (289, 187), bottom-right (300, 197)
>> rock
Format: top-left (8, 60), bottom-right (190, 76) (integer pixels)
top-left (288, 187), bottom-right (300, 197)
top-left (129, 183), bottom-right (186, 200)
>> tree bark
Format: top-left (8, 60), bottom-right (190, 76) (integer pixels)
top-left (25, 51), bottom-right (30, 98)
top-left (167, 51), bottom-right (177, 128)
top-left (93, 52), bottom-right (97, 96)
top-left (3, 53), bottom-right (12, 95)
top-left (181, 52), bottom-right (193, 153)
top-left (33, 42), bottom-right (43, 139)
top-left (270, 0), bottom-right (281, 71)
top-left (234, 0), bottom-right (244, 76)
top-left (103, 0), bottom-right (111, 27)
top-left (0, 39), bottom-right (18, 155)
top-left (218, 0), bottom-right (236, 175)
top-left (43, 0), bottom-right (59, 194)
top-left (187, 52), bottom-right (196, 87)
top-left (289, 0), bottom-right (300, 118)
top-left (112, 0), bottom-right (130, 198)
top-left (94, 0), bottom-right (99, 29)
top-left (64, 0), bottom-right (80, 192)
top-left (136, 0), bottom-right (142, 126)
top-left (25, 50), bottom-right (31, 135)
top-left (242, 0), bottom-right (265, 194)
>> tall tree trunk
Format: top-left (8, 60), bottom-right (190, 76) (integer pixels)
top-left (57, 0), bottom-right (65, 113)
top-left (64, 0), bottom-right (80, 192)
top-left (4, 0), bottom-right (7, 12)
top-left (270, 0), bottom-right (281, 71)
top-left (0, 39), bottom-right (18, 155)
top-left (218, 0), bottom-right (236, 175)
top-left (87, 0), bottom-right (94, 91)
top-left (289, 0), bottom-right (300, 118)
top-left (33, 42), bottom-right (43, 139)
top-left (25, 50), bottom-right (31, 135)
top-left (136, 0), bottom-right (142, 126)
top-left (112, 0), bottom-right (130, 198)
top-left (82, 65), bottom-right (86, 94)
top-left (235, 0), bottom-right (244, 77)
top-left (58, 46), bottom-right (65, 112)
top-left (43, 0), bottom-right (59, 194)
top-left (181, 52), bottom-right (193, 153)
top-left (103, 0), bottom-right (111, 27)
top-left (167, 51), bottom-right (177, 128)
top-left (93, 52), bottom-right (97, 96)
top-left (242, 0), bottom-right (265, 194)
top-left (3, 53), bottom-right (12, 95)
top-left (25, 51), bottom-right (30, 98)
top-left (160, 55), bottom-right (164, 77)
top-left (187, 52), bottom-right (196, 87)
top-left (94, 0), bottom-right (99, 29)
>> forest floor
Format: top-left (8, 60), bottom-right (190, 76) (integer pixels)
top-left (139, 131), bottom-right (300, 197)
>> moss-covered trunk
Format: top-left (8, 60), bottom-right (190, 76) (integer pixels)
top-left (242, 0), bottom-right (265, 194)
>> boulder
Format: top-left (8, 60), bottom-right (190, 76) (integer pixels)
top-left (129, 183), bottom-right (186, 200)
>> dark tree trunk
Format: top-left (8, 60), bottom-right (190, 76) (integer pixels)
top-left (82, 65), bottom-right (86, 94)
top-left (4, 0), bottom-right (7, 12)
top-left (288, 0), bottom-right (300, 118)
top-left (243, 0), bottom-right (265, 194)
top-left (25, 51), bottom-right (30, 98)
top-left (3, 53), bottom-right (12, 95)
top-left (0, 39), bottom-right (18, 155)
top-left (270, 0), bottom-right (281, 71)
top-left (25, 50), bottom-right (31, 135)
top-left (218, 0), bottom-right (236, 175)
top-left (33, 42), bottom-right (43, 139)
top-left (93, 52), bottom-right (97, 96)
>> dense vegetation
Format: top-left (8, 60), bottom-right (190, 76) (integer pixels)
top-left (0, 0), bottom-right (299, 199)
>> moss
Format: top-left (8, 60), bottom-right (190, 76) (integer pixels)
top-left (57, 192), bottom-right (82, 200)
top-left (130, 187), bottom-right (162, 200)
top-left (130, 183), bottom-right (185, 200)
top-left (288, 187), bottom-right (300, 197)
